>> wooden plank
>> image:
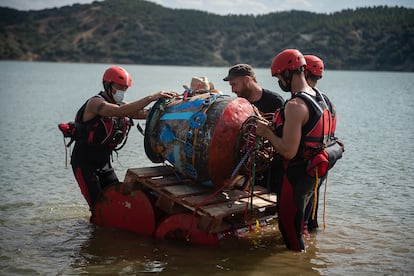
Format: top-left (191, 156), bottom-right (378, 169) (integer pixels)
top-left (126, 166), bottom-right (176, 179)
top-left (254, 193), bottom-right (277, 204)
top-left (198, 207), bottom-right (276, 233)
top-left (123, 166), bottom-right (278, 234)
top-left (176, 185), bottom-right (272, 208)
top-left (182, 192), bottom-right (229, 206)
top-left (250, 185), bottom-right (270, 194)
top-left (238, 196), bottom-right (276, 208)
top-left (197, 207), bottom-right (261, 233)
top-left (155, 196), bottom-right (189, 214)
top-left (197, 194), bottom-right (275, 217)
top-left (198, 215), bottom-right (224, 233)
top-left (198, 200), bottom-right (251, 217)
top-left (181, 189), bottom-right (247, 206)
top-left (147, 175), bottom-right (191, 187)
top-left (155, 195), bottom-right (176, 212)
top-left (162, 184), bottom-right (211, 197)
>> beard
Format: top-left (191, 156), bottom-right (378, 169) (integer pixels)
top-left (234, 83), bottom-right (252, 100)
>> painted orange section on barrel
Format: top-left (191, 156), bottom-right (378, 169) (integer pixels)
top-left (208, 98), bottom-right (255, 186)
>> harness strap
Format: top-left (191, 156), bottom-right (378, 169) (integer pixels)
top-left (298, 90), bottom-right (333, 148)
top-left (62, 136), bottom-right (73, 168)
top-left (190, 94), bottom-right (218, 167)
top-left (314, 88), bottom-right (333, 146)
top-left (63, 136), bottom-right (68, 168)
top-left (113, 117), bottom-right (133, 152)
top-left (298, 92), bottom-right (324, 113)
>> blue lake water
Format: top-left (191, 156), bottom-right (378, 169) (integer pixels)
top-left (0, 61), bottom-right (413, 275)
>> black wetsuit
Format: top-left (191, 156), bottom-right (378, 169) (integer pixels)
top-left (304, 91), bottom-right (336, 231)
top-left (70, 92), bottom-right (129, 209)
top-left (275, 92), bottom-right (331, 251)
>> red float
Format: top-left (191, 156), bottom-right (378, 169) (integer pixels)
top-left (92, 184), bottom-right (155, 235)
top-left (155, 213), bottom-right (220, 245)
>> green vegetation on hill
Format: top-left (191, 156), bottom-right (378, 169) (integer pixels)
top-left (1, 0), bottom-right (413, 71)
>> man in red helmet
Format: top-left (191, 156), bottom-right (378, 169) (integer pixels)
top-left (71, 66), bottom-right (177, 216)
top-left (304, 55), bottom-right (324, 87)
top-left (303, 55), bottom-right (337, 233)
top-left (256, 49), bottom-right (333, 252)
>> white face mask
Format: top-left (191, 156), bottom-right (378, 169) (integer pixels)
top-left (113, 90), bottom-right (125, 104)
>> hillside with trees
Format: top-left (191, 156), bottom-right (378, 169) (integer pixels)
top-left (1, 0), bottom-right (413, 71)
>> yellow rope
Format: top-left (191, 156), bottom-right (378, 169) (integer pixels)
top-left (311, 167), bottom-right (319, 220)
top-left (323, 174), bottom-right (328, 230)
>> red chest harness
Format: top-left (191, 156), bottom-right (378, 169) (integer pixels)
top-left (273, 90), bottom-right (333, 163)
top-left (74, 93), bottom-right (132, 151)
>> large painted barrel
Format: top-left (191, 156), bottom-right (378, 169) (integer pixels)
top-left (144, 92), bottom-right (256, 187)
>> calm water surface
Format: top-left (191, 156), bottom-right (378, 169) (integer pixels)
top-left (0, 61), bottom-right (413, 275)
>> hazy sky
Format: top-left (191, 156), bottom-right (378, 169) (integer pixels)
top-left (1, 0), bottom-right (413, 15)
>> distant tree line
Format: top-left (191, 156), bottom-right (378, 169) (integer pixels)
top-left (0, 0), bottom-right (413, 71)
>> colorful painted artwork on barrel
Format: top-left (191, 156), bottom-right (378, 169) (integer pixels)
top-left (144, 93), bottom-right (256, 187)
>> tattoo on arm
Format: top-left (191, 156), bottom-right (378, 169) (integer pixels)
top-left (97, 102), bottom-right (105, 115)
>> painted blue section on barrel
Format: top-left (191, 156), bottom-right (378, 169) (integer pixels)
top-left (160, 112), bottom-right (194, 120)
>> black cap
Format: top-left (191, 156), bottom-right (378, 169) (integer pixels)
top-left (223, 64), bottom-right (255, 81)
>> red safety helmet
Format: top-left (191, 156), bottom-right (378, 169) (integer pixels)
top-left (271, 49), bottom-right (306, 76)
top-left (102, 66), bottom-right (132, 87)
top-left (304, 55), bottom-right (324, 78)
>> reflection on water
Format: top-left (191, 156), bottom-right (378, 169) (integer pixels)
top-left (0, 62), bottom-right (413, 275)
top-left (67, 222), bottom-right (322, 275)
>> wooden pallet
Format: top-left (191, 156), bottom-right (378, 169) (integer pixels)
top-left (123, 165), bottom-right (277, 233)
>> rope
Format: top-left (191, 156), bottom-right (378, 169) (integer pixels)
top-left (186, 180), bottom-right (232, 241)
top-left (62, 136), bottom-right (74, 169)
top-left (311, 167), bottom-right (319, 220)
top-left (187, 114), bottom-right (264, 239)
top-left (230, 115), bottom-right (260, 180)
top-left (243, 136), bottom-right (261, 223)
top-left (231, 147), bottom-right (252, 180)
top-left (249, 137), bottom-right (260, 211)
top-left (63, 136), bottom-right (68, 168)
top-left (323, 174), bottom-right (328, 230)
